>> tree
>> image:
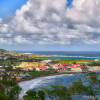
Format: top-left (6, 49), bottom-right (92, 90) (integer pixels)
top-left (23, 90), bottom-right (39, 100)
top-left (38, 90), bottom-right (45, 100)
top-left (8, 85), bottom-right (22, 100)
top-left (43, 85), bottom-right (72, 100)
top-left (0, 78), bottom-right (21, 100)
top-left (85, 72), bottom-right (100, 100)
top-left (0, 93), bottom-right (9, 100)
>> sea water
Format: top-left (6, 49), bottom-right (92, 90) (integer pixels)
top-left (17, 51), bottom-right (100, 60)
top-left (19, 74), bottom-right (83, 100)
top-left (19, 73), bottom-right (100, 100)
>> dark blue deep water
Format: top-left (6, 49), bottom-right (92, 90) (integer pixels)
top-left (31, 51), bottom-right (100, 60)
top-left (16, 51), bottom-right (100, 60)
top-left (31, 51), bottom-right (100, 57)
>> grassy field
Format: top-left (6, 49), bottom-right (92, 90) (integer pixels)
top-left (29, 71), bottom-right (57, 77)
top-left (41, 59), bottom-right (99, 64)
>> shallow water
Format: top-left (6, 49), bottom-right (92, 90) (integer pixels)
top-left (19, 73), bottom-right (100, 100)
top-left (19, 74), bottom-right (83, 99)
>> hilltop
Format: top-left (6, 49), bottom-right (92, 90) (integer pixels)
top-left (0, 49), bottom-right (38, 63)
top-left (0, 49), bottom-right (36, 58)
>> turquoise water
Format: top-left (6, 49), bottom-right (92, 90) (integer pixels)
top-left (17, 51), bottom-right (100, 60)
top-left (33, 51), bottom-right (100, 60)
top-left (38, 56), bottom-right (100, 60)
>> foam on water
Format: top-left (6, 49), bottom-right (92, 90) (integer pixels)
top-left (19, 74), bottom-right (82, 100)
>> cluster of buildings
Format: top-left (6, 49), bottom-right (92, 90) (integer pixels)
top-left (13, 60), bottom-right (85, 72)
top-left (48, 63), bottom-right (84, 72)
top-left (0, 52), bottom-right (11, 60)
top-left (0, 59), bottom-right (87, 81)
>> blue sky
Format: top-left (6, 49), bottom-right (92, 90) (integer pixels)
top-left (0, 0), bottom-right (100, 51)
top-left (0, 0), bottom-right (72, 18)
top-left (0, 0), bottom-right (28, 18)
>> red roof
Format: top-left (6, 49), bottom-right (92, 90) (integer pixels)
top-left (40, 66), bottom-right (48, 69)
top-left (77, 66), bottom-right (83, 68)
top-left (48, 63), bottom-right (56, 65)
top-left (73, 64), bottom-right (79, 65)
top-left (68, 66), bottom-right (75, 68)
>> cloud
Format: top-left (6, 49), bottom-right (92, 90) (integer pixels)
top-left (14, 35), bottom-right (33, 44)
top-left (0, 38), bottom-right (8, 44)
top-left (0, 0), bottom-right (100, 45)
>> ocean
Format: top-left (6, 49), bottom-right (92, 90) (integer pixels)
top-left (19, 74), bottom-right (83, 100)
top-left (19, 73), bottom-right (100, 100)
top-left (21, 51), bottom-right (100, 60)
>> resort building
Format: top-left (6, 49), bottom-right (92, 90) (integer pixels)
top-left (13, 61), bottom-right (46, 70)
top-left (40, 66), bottom-right (48, 70)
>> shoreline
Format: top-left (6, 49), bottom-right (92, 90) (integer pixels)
top-left (19, 72), bottom-right (84, 100)
top-left (18, 67), bottom-right (100, 83)
top-left (18, 72), bottom-right (83, 83)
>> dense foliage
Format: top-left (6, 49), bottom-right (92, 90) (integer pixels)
top-left (0, 79), bottom-right (22, 100)
top-left (88, 62), bottom-right (100, 66)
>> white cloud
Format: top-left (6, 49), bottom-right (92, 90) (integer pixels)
top-left (66, 0), bottom-right (100, 25)
top-left (14, 35), bottom-right (32, 44)
top-left (0, 0), bottom-right (100, 45)
top-left (0, 38), bottom-right (8, 44)
top-left (0, 24), bottom-right (8, 33)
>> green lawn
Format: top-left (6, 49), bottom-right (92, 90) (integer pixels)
top-left (29, 71), bottom-right (57, 77)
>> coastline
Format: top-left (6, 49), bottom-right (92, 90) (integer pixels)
top-left (18, 69), bottom-right (100, 83)
top-left (18, 72), bottom-right (83, 83)
top-left (19, 72), bottom-right (83, 100)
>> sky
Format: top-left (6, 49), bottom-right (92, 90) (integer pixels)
top-left (0, 0), bottom-right (100, 51)
top-left (0, 0), bottom-right (28, 18)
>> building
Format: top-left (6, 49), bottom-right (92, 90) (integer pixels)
top-left (40, 66), bottom-right (48, 70)
top-left (13, 61), bottom-right (46, 70)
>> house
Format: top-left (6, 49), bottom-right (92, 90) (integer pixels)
top-left (73, 64), bottom-right (80, 67)
top-left (56, 66), bottom-right (66, 70)
top-left (67, 66), bottom-right (82, 72)
top-left (67, 66), bottom-right (75, 69)
top-left (72, 67), bottom-right (82, 72)
top-left (62, 63), bottom-right (70, 66)
top-left (20, 73), bottom-right (30, 79)
top-left (40, 66), bottom-right (48, 70)
top-left (36, 67), bottom-right (40, 71)
top-left (13, 61), bottom-right (46, 70)
top-left (13, 75), bottom-right (22, 81)
top-left (48, 63), bottom-right (58, 70)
